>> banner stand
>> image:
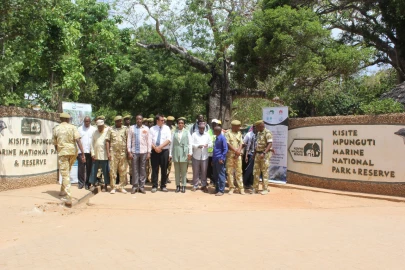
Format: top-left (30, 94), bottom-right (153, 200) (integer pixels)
top-left (262, 107), bottom-right (289, 183)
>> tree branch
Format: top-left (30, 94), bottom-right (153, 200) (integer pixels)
top-left (139, 2), bottom-right (167, 45)
top-left (136, 42), bottom-right (210, 73)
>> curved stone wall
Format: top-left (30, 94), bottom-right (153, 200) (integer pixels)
top-left (0, 106), bottom-right (60, 192)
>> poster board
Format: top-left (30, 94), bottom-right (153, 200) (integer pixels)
top-left (262, 107), bottom-right (289, 183)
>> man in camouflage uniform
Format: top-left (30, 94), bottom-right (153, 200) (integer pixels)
top-left (123, 115), bottom-right (132, 183)
top-left (53, 113), bottom-right (86, 206)
top-left (225, 120), bottom-right (245, 195)
top-left (106, 116), bottom-right (129, 194)
top-left (252, 120), bottom-right (273, 195)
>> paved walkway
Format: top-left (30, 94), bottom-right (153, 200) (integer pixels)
top-left (1, 169), bottom-right (405, 269)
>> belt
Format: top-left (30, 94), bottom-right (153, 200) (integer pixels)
top-left (153, 149), bottom-right (168, 152)
top-left (255, 151), bottom-right (265, 154)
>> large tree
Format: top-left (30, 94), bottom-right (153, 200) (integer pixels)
top-left (263, 0), bottom-right (405, 82)
top-left (233, 5), bottom-right (372, 115)
top-left (0, 0), bottom-right (86, 110)
top-left (117, 0), bottom-right (257, 127)
top-left (0, 0), bottom-right (128, 111)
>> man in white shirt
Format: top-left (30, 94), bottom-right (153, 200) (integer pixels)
top-left (77, 116), bottom-right (96, 190)
top-left (149, 114), bottom-right (172, 192)
top-left (191, 122), bottom-right (212, 193)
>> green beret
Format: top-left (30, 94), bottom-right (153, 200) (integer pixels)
top-left (167, 116), bottom-right (175, 121)
top-left (96, 115), bottom-right (106, 120)
top-left (60, 112), bottom-right (71, 119)
top-left (254, 120), bottom-right (264, 126)
top-left (123, 115), bottom-right (132, 119)
top-left (114, 116), bottom-right (123, 121)
top-left (178, 117), bottom-right (186, 121)
top-left (231, 120), bottom-right (241, 126)
top-left (149, 114), bottom-right (155, 118)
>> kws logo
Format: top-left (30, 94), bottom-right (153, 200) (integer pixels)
top-left (289, 139), bottom-right (322, 164)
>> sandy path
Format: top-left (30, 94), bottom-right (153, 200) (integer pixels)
top-left (1, 169), bottom-right (405, 269)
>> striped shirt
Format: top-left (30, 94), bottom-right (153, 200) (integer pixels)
top-left (127, 124), bottom-right (151, 154)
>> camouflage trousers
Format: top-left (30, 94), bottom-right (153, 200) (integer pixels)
top-left (226, 154), bottom-right (244, 190)
top-left (59, 155), bottom-right (76, 199)
top-left (109, 153), bottom-right (128, 190)
top-left (253, 153), bottom-right (271, 191)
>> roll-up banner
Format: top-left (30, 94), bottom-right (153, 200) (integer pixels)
top-left (262, 107), bottom-right (289, 183)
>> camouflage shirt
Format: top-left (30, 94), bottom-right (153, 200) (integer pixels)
top-left (225, 131), bottom-right (243, 156)
top-left (53, 122), bottom-right (80, 156)
top-left (255, 128), bottom-right (273, 152)
top-left (106, 126), bottom-right (128, 155)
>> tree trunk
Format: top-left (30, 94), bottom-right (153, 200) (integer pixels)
top-left (208, 70), bottom-right (232, 129)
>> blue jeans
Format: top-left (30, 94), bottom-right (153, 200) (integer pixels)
top-left (90, 160), bottom-right (110, 185)
top-left (213, 160), bottom-right (226, 193)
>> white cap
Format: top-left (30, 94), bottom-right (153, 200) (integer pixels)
top-left (211, 119), bottom-right (219, 123)
top-left (96, 120), bottom-right (104, 126)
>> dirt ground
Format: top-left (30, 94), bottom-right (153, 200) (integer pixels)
top-left (1, 168), bottom-right (405, 269)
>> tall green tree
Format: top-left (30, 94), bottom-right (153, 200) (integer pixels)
top-left (117, 0), bottom-right (258, 127)
top-left (1, 0), bottom-right (86, 110)
top-left (263, 0), bottom-right (405, 82)
top-left (233, 5), bottom-right (372, 116)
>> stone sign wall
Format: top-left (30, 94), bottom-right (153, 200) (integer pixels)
top-left (0, 106), bottom-right (59, 191)
top-left (288, 114), bottom-right (405, 197)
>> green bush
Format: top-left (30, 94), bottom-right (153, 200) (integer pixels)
top-left (360, 98), bottom-right (404, 115)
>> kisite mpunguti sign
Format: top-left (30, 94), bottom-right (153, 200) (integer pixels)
top-left (288, 125), bottom-right (405, 182)
top-left (0, 117), bottom-right (58, 177)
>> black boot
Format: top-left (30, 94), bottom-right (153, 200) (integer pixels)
top-left (175, 185), bottom-right (180, 193)
top-left (181, 186), bottom-right (186, 193)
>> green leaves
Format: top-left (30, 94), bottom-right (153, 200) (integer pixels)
top-left (360, 99), bottom-right (404, 115)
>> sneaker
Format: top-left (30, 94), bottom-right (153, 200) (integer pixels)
top-left (161, 187), bottom-right (168, 192)
top-left (139, 188), bottom-right (146, 194)
top-left (250, 188), bottom-right (257, 194)
top-left (240, 189), bottom-right (245, 195)
top-left (228, 188), bottom-right (234, 195)
top-left (110, 189), bottom-right (116, 194)
top-left (191, 186), bottom-right (198, 192)
top-left (215, 192), bottom-right (224, 196)
top-left (261, 190), bottom-right (269, 195)
top-left (119, 188), bottom-right (127, 194)
top-left (59, 191), bottom-right (67, 197)
top-left (151, 187), bottom-right (157, 193)
top-left (131, 186), bottom-right (138, 194)
top-left (101, 185), bottom-right (107, 192)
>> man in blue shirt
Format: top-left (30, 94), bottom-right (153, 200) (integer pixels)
top-left (212, 126), bottom-right (228, 196)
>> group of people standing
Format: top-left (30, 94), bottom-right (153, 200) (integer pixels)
top-left (53, 112), bottom-right (274, 206)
